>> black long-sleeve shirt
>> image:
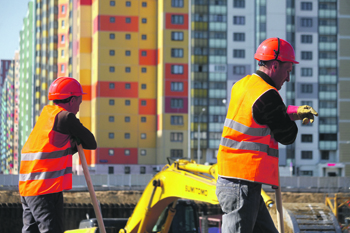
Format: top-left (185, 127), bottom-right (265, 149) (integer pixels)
top-left (53, 111), bottom-right (97, 153)
top-left (252, 70), bottom-right (298, 145)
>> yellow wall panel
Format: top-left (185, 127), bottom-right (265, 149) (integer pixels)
top-left (139, 17), bottom-right (157, 33)
top-left (99, 0), bottom-right (139, 15)
top-left (79, 53), bottom-right (91, 69)
top-left (164, 0), bottom-right (188, 13)
top-left (139, 82), bottom-right (156, 99)
top-left (79, 69), bottom-right (91, 85)
top-left (97, 98), bottom-right (139, 115)
top-left (79, 116), bottom-right (91, 131)
top-left (99, 32), bottom-right (138, 48)
top-left (164, 114), bottom-right (188, 130)
top-left (80, 5), bottom-right (92, 21)
top-left (99, 115), bottom-right (139, 131)
top-left (96, 131), bottom-right (138, 148)
top-left (80, 37), bottom-right (92, 53)
top-left (79, 101), bottom-right (91, 118)
top-left (80, 20), bottom-right (92, 37)
top-left (164, 30), bottom-right (189, 46)
top-left (164, 47), bottom-right (188, 63)
top-left (139, 115), bottom-right (156, 131)
top-left (98, 65), bottom-right (139, 82)
top-left (138, 132), bottom-right (156, 148)
top-left (139, 33), bottom-right (157, 49)
top-left (99, 48), bottom-right (139, 65)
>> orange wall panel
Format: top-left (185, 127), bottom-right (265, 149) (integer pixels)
top-left (81, 85), bottom-right (92, 100)
top-left (139, 49), bottom-right (157, 66)
top-left (97, 148), bottom-right (138, 164)
top-left (94, 15), bottom-right (139, 32)
top-left (139, 99), bottom-right (156, 115)
top-left (98, 81), bottom-right (138, 98)
top-left (165, 80), bottom-right (188, 97)
top-left (165, 13), bottom-right (188, 30)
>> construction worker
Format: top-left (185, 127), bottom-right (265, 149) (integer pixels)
top-left (19, 77), bottom-right (97, 233)
top-left (216, 38), bottom-right (318, 233)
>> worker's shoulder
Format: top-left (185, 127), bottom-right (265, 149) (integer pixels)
top-left (56, 110), bottom-right (79, 124)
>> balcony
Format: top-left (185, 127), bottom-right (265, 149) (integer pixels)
top-left (319, 141), bottom-right (337, 150)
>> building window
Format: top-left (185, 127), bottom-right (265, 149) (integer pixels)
top-left (170, 132), bottom-right (183, 142)
top-left (171, 116), bottom-right (183, 125)
top-left (301, 100), bottom-right (313, 107)
top-left (141, 133), bottom-right (146, 139)
top-left (171, 49), bottom-right (184, 58)
top-left (109, 99), bottom-right (115, 105)
top-left (233, 49), bottom-right (245, 58)
top-left (141, 67), bottom-right (147, 73)
top-left (140, 149), bottom-right (147, 155)
top-left (125, 50), bottom-right (131, 56)
top-left (301, 134), bottom-right (313, 142)
top-left (125, 67), bottom-right (131, 72)
top-left (233, 0), bottom-right (245, 8)
top-left (301, 2), bottom-right (312, 10)
top-left (125, 100), bottom-right (131, 106)
top-left (171, 82), bottom-right (183, 92)
top-left (233, 66), bottom-right (245, 75)
top-left (125, 133), bottom-right (130, 139)
top-left (109, 83), bottom-right (115, 89)
top-left (125, 83), bottom-right (131, 89)
top-left (171, 15), bottom-right (184, 25)
top-left (126, 18), bottom-right (131, 23)
top-left (301, 84), bottom-right (313, 93)
top-left (109, 50), bottom-right (115, 56)
top-left (109, 116), bottom-right (115, 122)
top-left (141, 84), bottom-right (146, 89)
top-left (109, 66), bottom-right (115, 72)
top-left (126, 1), bottom-right (131, 7)
top-left (301, 35), bottom-right (312, 43)
top-left (301, 51), bottom-right (312, 60)
top-left (172, 0), bottom-right (184, 7)
top-left (301, 151), bottom-right (313, 159)
top-left (142, 2), bottom-right (147, 7)
top-left (140, 166), bottom-right (146, 174)
top-left (141, 100), bottom-right (147, 106)
top-left (110, 1), bottom-right (115, 6)
top-left (124, 166), bottom-right (130, 174)
top-left (141, 34), bottom-right (147, 40)
top-left (233, 16), bottom-right (245, 25)
top-left (125, 150), bottom-right (130, 156)
top-left (300, 170), bottom-right (313, 176)
top-left (171, 32), bottom-right (184, 41)
top-left (321, 151), bottom-right (329, 160)
top-left (61, 5), bottom-right (66, 13)
top-left (108, 167), bottom-right (114, 174)
top-left (125, 116), bottom-right (130, 122)
top-left (125, 34), bottom-right (131, 40)
top-left (108, 149), bottom-right (114, 156)
top-left (109, 33), bottom-right (115, 39)
top-left (61, 64), bottom-right (65, 73)
top-left (301, 18), bottom-right (312, 27)
top-left (142, 18), bottom-right (147, 23)
top-left (109, 133), bottom-right (114, 139)
top-left (61, 35), bottom-right (65, 43)
top-left (141, 117), bottom-right (146, 122)
top-left (110, 17), bottom-right (115, 23)
top-left (171, 65), bottom-right (184, 74)
top-left (61, 50), bottom-right (64, 57)
top-left (171, 99), bottom-right (183, 108)
top-left (301, 68), bottom-right (313, 77)
top-left (141, 51), bottom-right (147, 56)
top-left (61, 20), bottom-right (65, 28)
top-left (233, 33), bottom-right (245, 41)
top-left (170, 149), bottom-right (183, 158)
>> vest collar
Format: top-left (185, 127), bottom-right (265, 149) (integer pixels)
top-left (255, 70), bottom-right (277, 89)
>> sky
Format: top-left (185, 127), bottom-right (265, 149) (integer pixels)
top-left (0, 0), bottom-right (31, 60)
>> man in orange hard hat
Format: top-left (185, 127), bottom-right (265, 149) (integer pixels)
top-left (19, 77), bottom-right (97, 233)
top-left (216, 38), bottom-right (318, 233)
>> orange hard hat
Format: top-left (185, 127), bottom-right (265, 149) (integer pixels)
top-left (254, 37), bottom-right (299, 64)
top-left (48, 77), bottom-right (86, 100)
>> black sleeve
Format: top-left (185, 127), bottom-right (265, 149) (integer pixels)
top-left (55, 111), bottom-right (97, 150)
top-left (253, 89), bottom-right (298, 145)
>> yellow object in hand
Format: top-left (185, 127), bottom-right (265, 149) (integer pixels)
top-left (293, 105), bottom-right (318, 124)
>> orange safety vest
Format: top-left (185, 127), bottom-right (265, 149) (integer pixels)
top-left (19, 105), bottom-right (73, 196)
top-left (217, 73), bottom-right (279, 186)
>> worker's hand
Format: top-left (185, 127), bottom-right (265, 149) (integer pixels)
top-left (293, 105), bottom-right (318, 124)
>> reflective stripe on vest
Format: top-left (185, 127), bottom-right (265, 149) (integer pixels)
top-left (19, 167), bottom-right (72, 182)
top-left (21, 148), bottom-right (73, 161)
top-left (222, 118), bottom-right (278, 157)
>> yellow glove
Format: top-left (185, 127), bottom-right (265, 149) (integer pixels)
top-left (292, 105), bottom-right (318, 124)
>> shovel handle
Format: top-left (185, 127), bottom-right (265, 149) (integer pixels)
top-left (77, 144), bottom-right (106, 233)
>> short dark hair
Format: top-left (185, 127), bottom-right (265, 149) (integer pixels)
top-left (53, 96), bottom-right (76, 104)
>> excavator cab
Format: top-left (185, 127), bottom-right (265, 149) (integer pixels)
top-left (152, 200), bottom-right (199, 233)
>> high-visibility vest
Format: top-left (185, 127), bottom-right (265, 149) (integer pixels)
top-left (217, 73), bottom-right (279, 186)
top-left (19, 105), bottom-right (73, 196)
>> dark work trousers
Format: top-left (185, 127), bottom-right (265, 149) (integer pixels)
top-left (216, 177), bottom-right (278, 233)
top-left (21, 192), bottom-right (64, 233)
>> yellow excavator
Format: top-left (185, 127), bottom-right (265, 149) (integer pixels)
top-left (65, 159), bottom-right (274, 233)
